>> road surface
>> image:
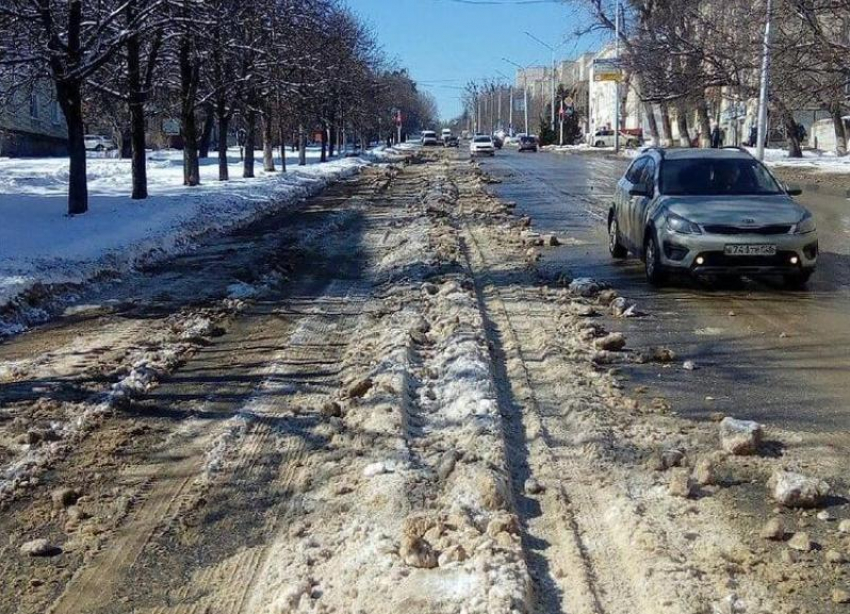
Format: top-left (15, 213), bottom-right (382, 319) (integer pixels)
top-left (479, 146), bottom-right (850, 441)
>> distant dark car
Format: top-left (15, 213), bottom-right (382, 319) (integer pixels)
top-left (518, 135), bottom-right (538, 152)
top-left (443, 135), bottom-right (459, 148)
top-left (492, 135), bottom-right (503, 149)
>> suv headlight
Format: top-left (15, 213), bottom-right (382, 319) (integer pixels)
top-left (793, 211), bottom-right (816, 234)
top-left (666, 212), bottom-right (702, 235)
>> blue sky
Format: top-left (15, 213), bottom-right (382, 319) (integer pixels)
top-left (348, 0), bottom-right (605, 120)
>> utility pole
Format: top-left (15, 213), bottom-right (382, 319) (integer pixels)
top-left (614, 0), bottom-right (621, 154)
top-left (497, 85), bottom-right (502, 132)
top-left (756, 0), bottom-right (772, 161)
top-left (509, 86), bottom-right (513, 135)
top-left (503, 58), bottom-right (531, 135)
top-left (496, 69), bottom-right (513, 135)
top-left (524, 78), bottom-right (529, 135)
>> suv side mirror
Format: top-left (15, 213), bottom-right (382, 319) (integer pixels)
top-left (629, 183), bottom-right (652, 198)
top-left (786, 184), bottom-right (803, 196)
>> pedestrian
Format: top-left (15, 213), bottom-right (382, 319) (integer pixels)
top-left (749, 125), bottom-right (758, 147)
top-left (711, 125), bottom-right (722, 149)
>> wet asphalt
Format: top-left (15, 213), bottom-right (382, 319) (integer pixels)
top-left (476, 146), bottom-right (850, 439)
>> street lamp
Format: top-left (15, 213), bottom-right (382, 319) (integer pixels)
top-left (503, 57), bottom-right (530, 136)
top-left (524, 32), bottom-right (567, 133)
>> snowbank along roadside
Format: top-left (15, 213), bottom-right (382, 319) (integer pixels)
top-left (0, 148), bottom-right (399, 337)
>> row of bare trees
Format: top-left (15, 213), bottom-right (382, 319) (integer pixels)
top-left (0, 0), bottom-right (437, 215)
top-left (575, 0), bottom-right (850, 154)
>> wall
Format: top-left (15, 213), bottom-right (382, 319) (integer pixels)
top-left (0, 80), bottom-right (68, 157)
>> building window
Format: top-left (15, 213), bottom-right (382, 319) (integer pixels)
top-left (30, 91), bottom-right (40, 120)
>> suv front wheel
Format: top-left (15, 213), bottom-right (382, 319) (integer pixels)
top-left (644, 232), bottom-right (667, 286)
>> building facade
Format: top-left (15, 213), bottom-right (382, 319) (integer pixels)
top-left (0, 80), bottom-right (68, 157)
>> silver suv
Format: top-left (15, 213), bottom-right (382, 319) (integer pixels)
top-left (608, 148), bottom-right (818, 287)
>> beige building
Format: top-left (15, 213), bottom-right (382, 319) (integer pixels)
top-left (0, 79), bottom-right (68, 157)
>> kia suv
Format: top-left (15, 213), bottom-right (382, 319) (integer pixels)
top-left (608, 148), bottom-right (817, 287)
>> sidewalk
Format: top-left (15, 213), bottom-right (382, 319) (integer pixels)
top-left (0, 148), bottom-right (386, 336)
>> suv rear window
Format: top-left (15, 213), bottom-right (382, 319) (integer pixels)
top-left (660, 158), bottom-right (782, 196)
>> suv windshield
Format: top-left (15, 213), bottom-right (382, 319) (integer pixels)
top-left (660, 158), bottom-right (782, 196)
top-left (474, 137), bottom-right (492, 143)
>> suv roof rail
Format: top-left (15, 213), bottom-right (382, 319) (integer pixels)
top-left (721, 145), bottom-right (753, 156)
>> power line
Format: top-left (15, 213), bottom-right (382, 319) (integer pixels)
top-left (429, 0), bottom-right (562, 5)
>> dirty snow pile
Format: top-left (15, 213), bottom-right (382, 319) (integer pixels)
top-left (235, 172), bottom-right (530, 614)
top-left (0, 305), bottom-right (234, 503)
top-left (0, 148), bottom-right (371, 336)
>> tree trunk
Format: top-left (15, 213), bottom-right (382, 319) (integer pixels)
top-left (676, 103), bottom-right (691, 147)
top-left (298, 123), bottom-right (306, 166)
top-left (57, 81), bottom-right (88, 215)
top-left (129, 105), bottom-right (147, 198)
top-left (659, 102), bottom-right (673, 147)
top-left (244, 108), bottom-right (256, 178)
top-left (328, 123), bottom-right (336, 157)
top-left (127, 25), bottom-right (148, 199)
top-left (182, 104), bottom-right (200, 185)
top-left (783, 112), bottom-right (803, 158)
top-left (320, 123), bottom-right (327, 162)
top-left (198, 103), bottom-right (214, 159)
top-left (179, 35), bottom-right (200, 186)
top-left (696, 98), bottom-right (712, 148)
top-left (278, 118), bottom-right (287, 173)
top-left (832, 108), bottom-right (847, 156)
top-left (217, 109), bottom-right (229, 181)
top-left (642, 101), bottom-right (658, 145)
top-left (262, 111), bottom-right (275, 172)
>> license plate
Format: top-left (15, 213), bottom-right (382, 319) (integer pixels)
top-left (724, 244), bottom-right (777, 256)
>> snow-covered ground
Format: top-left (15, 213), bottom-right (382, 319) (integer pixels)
top-left (747, 146), bottom-right (850, 173)
top-left (546, 142), bottom-right (850, 172)
top-left (0, 147), bottom-right (380, 334)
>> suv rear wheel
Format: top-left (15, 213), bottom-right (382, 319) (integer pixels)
top-left (608, 216), bottom-right (627, 259)
top-left (644, 232), bottom-right (667, 286)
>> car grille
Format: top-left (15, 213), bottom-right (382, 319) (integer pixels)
top-left (703, 224), bottom-right (792, 235)
top-left (696, 251), bottom-right (797, 268)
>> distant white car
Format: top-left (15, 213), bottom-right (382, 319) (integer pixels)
top-left (590, 129), bottom-right (640, 148)
top-left (84, 135), bottom-right (115, 151)
top-left (469, 135), bottom-right (495, 157)
top-left (421, 131), bottom-right (439, 146)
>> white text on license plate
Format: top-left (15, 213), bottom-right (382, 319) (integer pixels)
top-left (724, 244), bottom-right (777, 256)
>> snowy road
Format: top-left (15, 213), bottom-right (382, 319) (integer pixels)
top-left (2, 149), bottom-right (849, 614)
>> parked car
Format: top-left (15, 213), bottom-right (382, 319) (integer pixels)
top-left (517, 135), bottom-right (538, 152)
top-left (441, 129), bottom-right (453, 142)
top-left (590, 129), bottom-right (640, 148)
top-left (492, 135), bottom-right (503, 149)
top-left (469, 135), bottom-right (496, 157)
top-left (84, 135), bottom-right (115, 152)
top-left (608, 147), bottom-right (817, 287)
top-left (443, 135), bottom-right (459, 148)
top-left (421, 131), bottom-right (439, 146)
